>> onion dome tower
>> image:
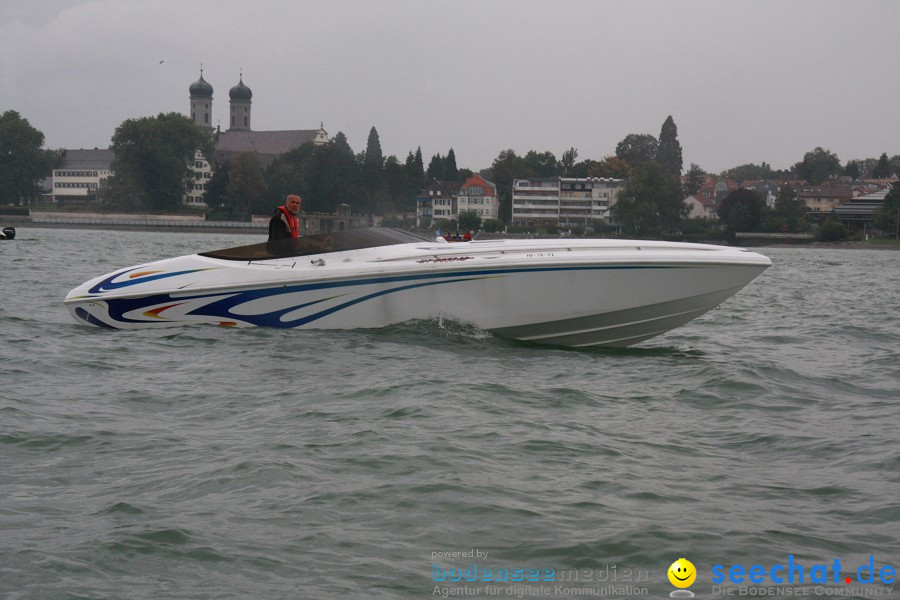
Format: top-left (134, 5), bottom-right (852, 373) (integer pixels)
top-left (189, 69), bottom-right (214, 132)
top-left (228, 73), bottom-right (253, 132)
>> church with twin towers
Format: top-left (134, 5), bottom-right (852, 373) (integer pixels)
top-left (186, 69), bottom-right (329, 205)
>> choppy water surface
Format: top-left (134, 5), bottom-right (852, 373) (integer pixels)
top-left (1, 229), bottom-right (898, 599)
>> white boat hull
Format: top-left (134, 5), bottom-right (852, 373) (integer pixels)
top-left (65, 234), bottom-right (771, 347)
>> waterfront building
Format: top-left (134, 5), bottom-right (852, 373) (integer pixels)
top-left (415, 175), bottom-right (499, 229)
top-left (833, 188), bottom-right (891, 225)
top-left (416, 179), bottom-right (461, 228)
top-left (684, 194), bottom-right (717, 219)
top-left (457, 174), bottom-right (499, 220)
top-left (186, 149), bottom-right (213, 207)
top-left (794, 183), bottom-right (853, 214)
top-left (51, 148), bottom-right (114, 206)
top-left (511, 177), bottom-right (623, 230)
top-left (696, 177), bottom-right (739, 207)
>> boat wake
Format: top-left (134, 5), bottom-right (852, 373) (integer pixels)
top-left (376, 316), bottom-right (496, 345)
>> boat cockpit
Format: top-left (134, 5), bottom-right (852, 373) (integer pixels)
top-left (199, 227), bottom-right (433, 261)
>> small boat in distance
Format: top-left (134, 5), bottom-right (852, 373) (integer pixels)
top-left (64, 228), bottom-right (771, 347)
top-left (0, 227), bottom-right (15, 240)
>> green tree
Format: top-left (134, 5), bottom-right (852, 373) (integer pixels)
top-left (426, 153), bottom-right (445, 181)
top-left (266, 134), bottom-right (367, 216)
top-left (721, 162), bottom-right (772, 182)
top-left (363, 126), bottom-right (384, 211)
top-left (844, 160), bottom-right (861, 180)
top-left (0, 110), bottom-right (58, 203)
top-left (482, 218), bottom-right (503, 233)
top-left (266, 148), bottom-right (305, 211)
top-left (487, 149), bottom-right (528, 222)
top-left (412, 147), bottom-right (425, 187)
top-left (717, 188), bottom-right (767, 236)
top-left (283, 132), bottom-right (360, 214)
top-left (855, 157), bottom-right (879, 179)
top-left (320, 132), bottom-right (363, 213)
top-left (656, 115), bottom-right (683, 177)
top-left (108, 112), bottom-right (213, 211)
top-left (684, 163), bottom-right (706, 196)
top-left (523, 150), bottom-right (560, 178)
top-left (793, 147), bottom-right (842, 185)
top-left (817, 215), bottom-right (850, 242)
top-left (265, 142), bottom-right (329, 212)
top-left (874, 186), bottom-right (899, 237)
top-left (445, 148), bottom-right (459, 181)
top-left (426, 149), bottom-right (461, 183)
top-left (567, 161), bottom-right (589, 177)
top-left (560, 147), bottom-right (578, 175)
top-left (226, 152), bottom-right (267, 219)
top-left (872, 153), bottom-right (891, 178)
top-left (382, 155), bottom-right (406, 212)
top-left (298, 144), bottom-right (327, 213)
top-left (772, 185), bottom-right (808, 232)
top-left (582, 156), bottom-right (629, 179)
top-left (615, 133), bottom-right (658, 166)
top-left (404, 148), bottom-right (425, 202)
top-left (457, 210), bottom-right (482, 232)
top-left (203, 160), bottom-right (230, 216)
top-left (612, 161), bottom-right (686, 238)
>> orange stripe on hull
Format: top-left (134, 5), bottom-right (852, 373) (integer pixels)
top-left (143, 303), bottom-right (183, 319)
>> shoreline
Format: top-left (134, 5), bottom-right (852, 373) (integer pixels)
top-left (4, 217), bottom-right (265, 235)
top-left (759, 241), bottom-right (899, 250)
top-left (3, 219), bottom-right (898, 248)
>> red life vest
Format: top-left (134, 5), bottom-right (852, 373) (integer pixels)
top-left (277, 206), bottom-right (300, 238)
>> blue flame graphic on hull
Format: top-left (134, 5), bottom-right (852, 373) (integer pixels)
top-left (99, 275), bottom-right (488, 328)
top-left (87, 267), bottom-right (217, 295)
top-left (78, 264), bottom-right (680, 330)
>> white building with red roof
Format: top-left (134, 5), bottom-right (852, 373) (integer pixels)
top-left (457, 174), bottom-right (499, 220)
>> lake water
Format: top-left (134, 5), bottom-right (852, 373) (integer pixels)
top-left (1, 228), bottom-right (898, 599)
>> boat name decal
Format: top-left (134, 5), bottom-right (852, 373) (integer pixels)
top-left (417, 256), bottom-right (474, 263)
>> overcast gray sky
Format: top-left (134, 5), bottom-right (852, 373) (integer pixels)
top-left (2, 0), bottom-right (897, 173)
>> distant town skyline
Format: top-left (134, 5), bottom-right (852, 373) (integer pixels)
top-left (2, 0), bottom-right (898, 173)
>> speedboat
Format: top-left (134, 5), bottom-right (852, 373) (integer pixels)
top-left (0, 226), bottom-right (14, 240)
top-left (64, 228), bottom-right (771, 347)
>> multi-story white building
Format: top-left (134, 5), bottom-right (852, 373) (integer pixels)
top-left (51, 148), bottom-right (114, 206)
top-left (50, 147), bottom-right (213, 208)
top-left (510, 178), bottom-right (559, 224)
top-left (186, 149), bottom-right (213, 207)
top-left (512, 177), bottom-right (623, 229)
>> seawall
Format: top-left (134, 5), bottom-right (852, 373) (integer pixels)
top-left (4, 213), bottom-right (267, 235)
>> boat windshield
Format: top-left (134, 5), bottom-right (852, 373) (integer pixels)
top-left (199, 227), bottom-right (434, 261)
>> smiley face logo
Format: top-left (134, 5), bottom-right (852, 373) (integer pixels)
top-left (668, 558), bottom-right (697, 588)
